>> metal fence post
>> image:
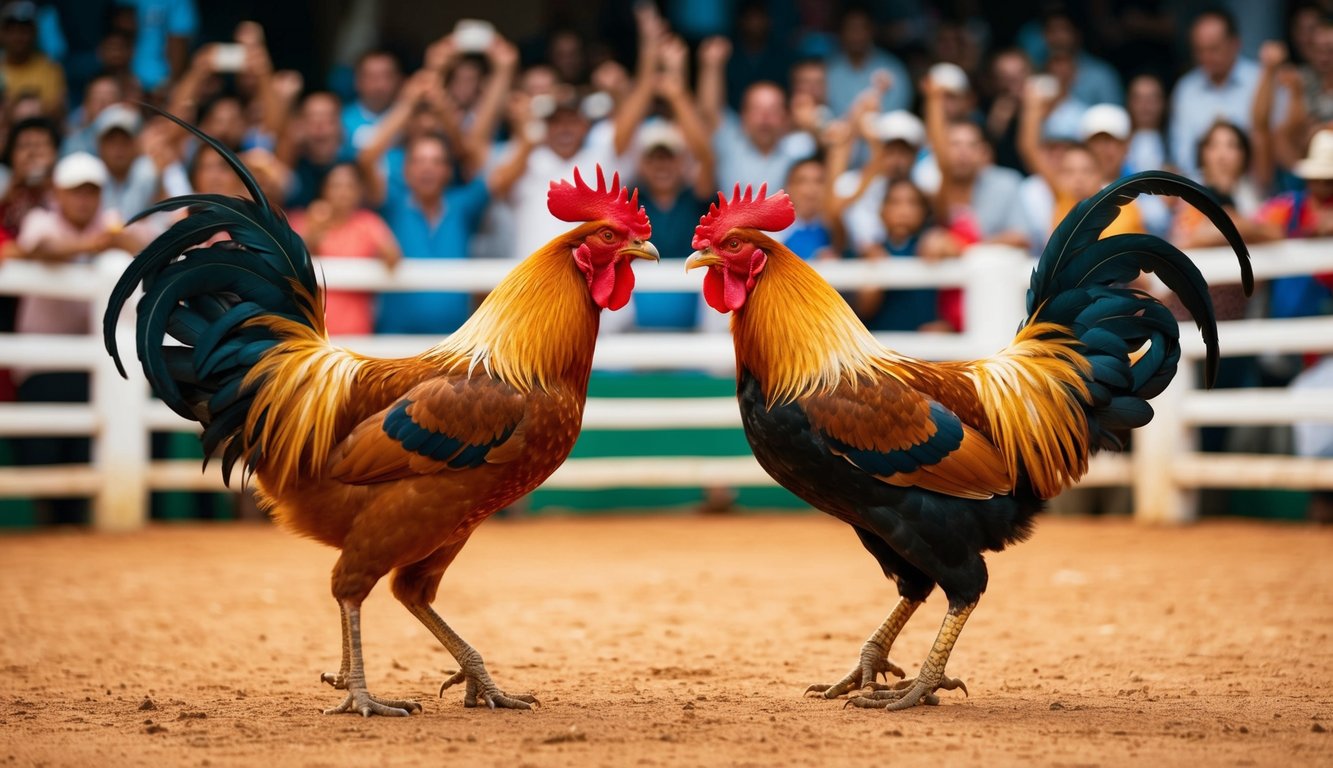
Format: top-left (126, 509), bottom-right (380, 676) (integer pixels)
top-left (89, 251), bottom-right (148, 531)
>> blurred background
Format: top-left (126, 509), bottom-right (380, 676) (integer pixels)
top-left (0, 0), bottom-right (1330, 529)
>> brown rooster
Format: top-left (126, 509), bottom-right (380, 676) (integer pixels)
top-left (685, 177), bottom-right (1250, 710)
top-left (104, 114), bottom-right (658, 716)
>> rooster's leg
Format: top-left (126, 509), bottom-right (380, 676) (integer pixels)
top-left (319, 601), bottom-right (351, 689)
top-left (806, 597), bottom-right (920, 698)
top-left (847, 601), bottom-right (975, 710)
top-left (405, 603), bottom-right (539, 710)
top-left (322, 600), bottom-right (423, 717)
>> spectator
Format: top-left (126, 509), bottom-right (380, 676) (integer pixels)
top-left (628, 36), bottom-right (715, 332)
top-left (62, 73), bottom-right (122, 156)
top-left (279, 91), bottom-right (352, 209)
top-left (1295, 17), bottom-right (1333, 126)
top-left (359, 34), bottom-right (518, 211)
top-left (370, 133), bottom-right (487, 336)
top-left (921, 76), bottom-right (1027, 248)
top-left (1037, 46), bottom-right (1089, 144)
top-left (11, 152), bottom-right (149, 525)
top-left (1257, 39), bottom-right (1322, 185)
top-left (788, 57), bottom-right (828, 115)
top-left (95, 27), bottom-right (142, 103)
top-left (118, 0), bottom-right (197, 95)
top-left (1039, 7), bottom-right (1122, 107)
top-left (1170, 8), bottom-right (1261, 179)
top-left (90, 104), bottom-right (157, 222)
top-left (545, 28), bottom-right (588, 87)
top-left (698, 37), bottom-right (816, 191)
top-left (631, 123), bottom-right (709, 331)
top-left (490, 2), bottom-right (662, 262)
top-left (1172, 121), bottom-right (1265, 248)
top-left (0, 0), bottom-right (67, 116)
top-left (0, 116), bottom-right (59, 233)
top-left (829, 108), bottom-right (926, 255)
top-left (343, 50), bottom-right (403, 152)
top-left (1020, 86), bottom-right (1144, 241)
top-left (984, 48), bottom-right (1033, 173)
top-left (825, 5), bottom-right (912, 116)
top-left (1251, 129), bottom-right (1333, 322)
top-left (723, 2), bottom-right (792, 111)
top-left (778, 156), bottom-right (834, 261)
top-left (853, 178), bottom-right (956, 333)
top-left (289, 163), bottom-right (401, 336)
top-left (1125, 73), bottom-right (1168, 174)
top-left (1082, 102), bottom-right (1169, 234)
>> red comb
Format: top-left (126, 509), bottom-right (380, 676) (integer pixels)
top-left (692, 184), bottom-right (795, 250)
top-left (548, 165), bottom-right (651, 239)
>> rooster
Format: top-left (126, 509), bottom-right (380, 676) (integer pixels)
top-left (685, 176), bottom-right (1251, 710)
top-left (103, 113), bottom-right (658, 717)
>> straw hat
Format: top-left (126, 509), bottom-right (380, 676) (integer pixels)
top-left (1294, 130), bottom-right (1333, 180)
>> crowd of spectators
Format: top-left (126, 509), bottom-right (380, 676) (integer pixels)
top-left (0, 0), bottom-right (1330, 521)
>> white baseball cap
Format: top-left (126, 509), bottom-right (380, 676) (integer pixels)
top-left (53, 152), bottom-right (108, 189)
top-left (639, 121), bottom-right (686, 155)
top-left (1079, 103), bottom-right (1131, 142)
top-left (867, 110), bottom-right (925, 147)
top-left (93, 103), bottom-right (142, 139)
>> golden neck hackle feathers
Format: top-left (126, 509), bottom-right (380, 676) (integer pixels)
top-left (431, 225), bottom-right (600, 393)
top-left (733, 235), bottom-right (894, 405)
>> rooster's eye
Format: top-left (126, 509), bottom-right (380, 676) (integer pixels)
top-left (727, 238), bottom-right (740, 250)
top-left (600, 229), bottom-right (616, 243)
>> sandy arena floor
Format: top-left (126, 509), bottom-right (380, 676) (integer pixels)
top-left (1, 514), bottom-right (1331, 767)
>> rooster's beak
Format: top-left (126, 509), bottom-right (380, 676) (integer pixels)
top-left (620, 240), bottom-right (660, 262)
top-left (685, 249), bottom-right (719, 270)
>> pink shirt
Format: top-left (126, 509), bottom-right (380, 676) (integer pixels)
top-left (290, 208), bottom-right (397, 336)
top-left (14, 207), bottom-right (115, 336)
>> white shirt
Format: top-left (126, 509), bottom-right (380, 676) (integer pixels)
top-left (504, 120), bottom-right (629, 261)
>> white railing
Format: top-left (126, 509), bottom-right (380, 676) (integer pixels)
top-left (1, 239), bottom-right (1331, 530)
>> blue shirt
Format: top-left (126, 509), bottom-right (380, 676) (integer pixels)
top-left (375, 178), bottom-right (489, 335)
top-left (117, 0), bottom-right (198, 91)
top-left (782, 219), bottom-right (832, 261)
top-left (1070, 53), bottom-right (1124, 107)
top-left (825, 49), bottom-right (913, 116)
top-left (861, 234), bottom-right (939, 332)
top-left (633, 189), bottom-right (710, 330)
top-left (1169, 58), bottom-right (1261, 179)
top-left (342, 102), bottom-right (385, 153)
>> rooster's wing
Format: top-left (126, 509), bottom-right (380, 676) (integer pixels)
top-left (328, 374), bottom-right (528, 484)
top-left (801, 376), bottom-right (1013, 500)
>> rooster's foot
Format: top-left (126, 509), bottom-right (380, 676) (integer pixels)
top-left (439, 666), bottom-right (539, 710)
top-left (804, 645), bottom-right (906, 699)
top-left (323, 688), bottom-right (422, 717)
top-left (844, 674), bottom-right (968, 710)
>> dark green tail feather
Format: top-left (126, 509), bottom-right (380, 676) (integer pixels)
top-left (1026, 171), bottom-right (1252, 453)
top-left (101, 107), bottom-right (323, 484)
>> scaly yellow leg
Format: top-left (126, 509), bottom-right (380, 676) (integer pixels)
top-left (847, 601), bottom-right (975, 710)
top-left (806, 597), bottom-right (922, 699)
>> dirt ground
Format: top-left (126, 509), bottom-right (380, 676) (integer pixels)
top-left (1, 514), bottom-right (1330, 768)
